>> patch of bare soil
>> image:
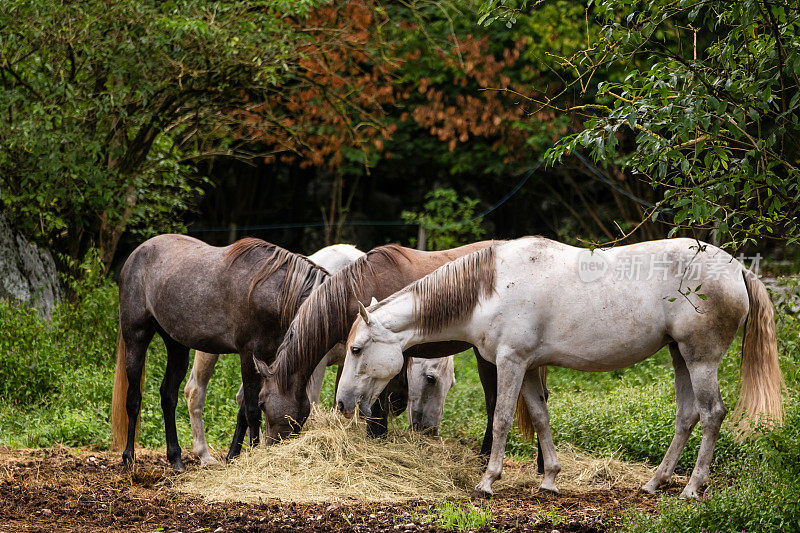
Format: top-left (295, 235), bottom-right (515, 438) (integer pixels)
top-left (0, 447), bottom-right (670, 532)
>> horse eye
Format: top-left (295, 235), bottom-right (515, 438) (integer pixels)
top-left (425, 374), bottom-right (437, 384)
top-left (351, 346), bottom-right (362, 355)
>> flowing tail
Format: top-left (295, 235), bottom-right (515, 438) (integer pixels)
top-left (110, 329), bottom-right (145, 450)
top-left (733, 270), bottom-right (784, 431)
top-left (515, 367), bottom-right (547, 442)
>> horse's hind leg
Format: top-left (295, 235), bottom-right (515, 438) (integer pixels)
top-left (184, 351), bottom-right (220, 466)
top-left (680, 341), bottom-right (728, 498)
top-left (159, 333), bottom-right (191, 472)
top-left (642, 343), bottom-right (699, 494)
top-left (122, 325), bottom-right (155, 470)
top-left (519, 367), bottom-right (561, 493)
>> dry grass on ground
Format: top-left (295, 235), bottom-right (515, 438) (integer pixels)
top-left (497, 442), bottom-right (665, 494)
top-left (171, 408), bottom-right (483, 503)
top-left (172, 408), bottom-right (663, 504)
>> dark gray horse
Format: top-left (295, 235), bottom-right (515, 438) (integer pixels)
top-left (110, 234), bottom-right (327, 471)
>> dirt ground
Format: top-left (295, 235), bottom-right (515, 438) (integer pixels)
top-left (0, 447), bottom-right (672, 532)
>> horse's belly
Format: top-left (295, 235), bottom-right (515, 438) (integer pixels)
top-left (537, 332), bottom-right (667, 372)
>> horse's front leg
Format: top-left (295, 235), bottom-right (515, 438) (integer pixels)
top-left (366, 387), bottom-right (389, 438)
top-left (227, 350), bottom-right (262, 460)
top-left (160, 335), bottom-right (191, 472)
top-left (226, 405), bottom-right (249, 461)
top-left (242, 353), bottom-right (263, 448)
top-left (537, 367), bottom-right (549, 475)
top-left (184, 351), bottom-right (220, 466)
top-left (472, 348), bottom-right (526, 499)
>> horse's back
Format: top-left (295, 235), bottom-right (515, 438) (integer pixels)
top-left (118, 235), bottom-right (253, 352)
top-left (482, 237), bottom-right (749, 370)
top-left (308, 244), bottom-right (365, 273)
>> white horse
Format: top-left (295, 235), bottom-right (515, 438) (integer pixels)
top-left (336, 237), bottom-right (783, 498)
top-left (406, 356), bottom-right (455, 434)
top-left (184, 244), bottom-right (364, 465)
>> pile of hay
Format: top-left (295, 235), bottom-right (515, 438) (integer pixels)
top-left (496, 442), bottom-right (657, 493)
top-left (171, 407), bottom-right (483, 503)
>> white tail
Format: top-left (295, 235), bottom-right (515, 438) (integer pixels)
top-left (733, 271), bottom-right (784, 431)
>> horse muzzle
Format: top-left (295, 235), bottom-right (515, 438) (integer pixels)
top-left (336, 393), bottom-right (370, 419)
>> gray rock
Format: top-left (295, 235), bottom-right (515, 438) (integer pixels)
top-left (0, 213), bottom-right (62, 317)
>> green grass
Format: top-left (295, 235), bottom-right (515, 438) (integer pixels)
top-left (1, 279), bottom-right (799, 532)
top-left (404, 501), bottom-right (494, 532)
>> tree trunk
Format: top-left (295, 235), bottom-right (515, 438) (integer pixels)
top-left (98, 183), bottom-right (137, 274)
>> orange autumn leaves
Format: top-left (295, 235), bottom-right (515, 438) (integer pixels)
top-left (239, 0), bottom-right (559, 170)
top-left (410, 35), bottom-right (554, 161)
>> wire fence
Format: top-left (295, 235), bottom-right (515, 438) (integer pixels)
top-left (187, 152), bottom-right (663, 234)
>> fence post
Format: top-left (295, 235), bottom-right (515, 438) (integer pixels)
top-left (417, 225), bottom-right (426, 251)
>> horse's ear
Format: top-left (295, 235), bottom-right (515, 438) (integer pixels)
top-left (358, 301), bottom-right (371, 325)
top-left (253, 355), bottom-right (272, 377)
top-left (370, 297), bottom-right (378, 306)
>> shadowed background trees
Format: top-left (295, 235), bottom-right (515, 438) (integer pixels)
top-left (1, 0), bottom-right (797, 279)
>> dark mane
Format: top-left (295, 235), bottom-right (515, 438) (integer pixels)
top-left (374, 245), bottom-right (497, 336)
top-left (272, 244), bottom-right (413, 392)
top-left (225, 237), bottom-right (330, 327)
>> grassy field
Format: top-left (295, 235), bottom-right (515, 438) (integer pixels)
top-left (1, 277), bottom-right (799, 531)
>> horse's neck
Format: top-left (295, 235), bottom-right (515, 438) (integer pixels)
top-left (375, 291), bottom-right (465, 349)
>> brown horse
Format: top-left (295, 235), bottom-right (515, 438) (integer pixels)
top-left (110, 234), bottom-right (328, 471)
top-left (252, 242), bottom-right (546, 464)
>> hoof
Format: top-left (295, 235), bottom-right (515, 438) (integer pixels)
top-left (199, 455), bottom-right (220, 468)
top-left (679, 487), bottom-right (700, 499)
top-left (225, 449), bottom-right (240, 463)
top-left (122, 454), bottom-right (135, 473)
top-left (470, 488), bottom-right (493, 500)
top-left (640, 482), bottom-right (657, 495)
top-left (171, 457), bottom-right (186, 473)
top-left (539, 482), bottom-right (559, 494)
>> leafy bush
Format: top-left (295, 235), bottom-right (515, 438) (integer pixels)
top-left (1, 266), bottom-right (798, 533)
top-left (624, 401), bottom-right (800, 532)
top-left (0, 272), bottom-right (244, 449)
top-left (0, 268), bottom-right (117, 405)
top-left (401, 188), bottom-right (486, 251)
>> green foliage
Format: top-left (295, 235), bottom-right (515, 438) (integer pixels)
top-left (534, 0), bottom-right (800, 246)
top-left (431, 500), bottom-right (494, 531)
top-left (369, 0), bottom-right (580, 180)
top-left (401, 188), bottom-right (486, 250)
top-left (0, 0), bottom-right (322, 271)
top-left (624, 401), bottom-right (800, 532)
top-left (1, 274), bottom-right (799, 533)
top-left (0, 257), bottom-right (117, 405)
top-left (0, 272), bottom-right (243, 449)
